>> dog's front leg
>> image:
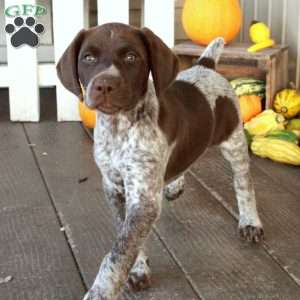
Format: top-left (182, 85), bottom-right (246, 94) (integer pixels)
top-left (102, 176), bottom-right (152, 292)
top-left (102, 176), bottom-right (126, 233)
top-left (83, 171), bottom-right (162, 300)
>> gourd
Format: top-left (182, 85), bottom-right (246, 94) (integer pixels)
top-left (230, 78), bottom-right (265, 97)
top-left (265, 129), bottom-right (298, 144)
top-left (274, 89), bottom-right (300, 119)
top-left (251, 137), bottom-right (300, 166)
top-left (182, 0), bottom-right (242, 45)
top-left (79, 82), bottom-right (96, 129)
top-left (286, 118), bottom-right (300, 131)
top-left (244, 109), bottom-right (286, 136)
top-left (248, 21), bottom-right (275, 53)
top-left (79, 101), bottom-right (96, 129)
top-left (238, 95), bottom-right (262, 123)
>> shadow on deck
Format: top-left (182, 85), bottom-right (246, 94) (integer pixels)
top-left (0, 88), bottom-right (300, 300)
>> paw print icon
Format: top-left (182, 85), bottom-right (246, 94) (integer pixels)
top-left (5, 16), bottom-right (45, 48)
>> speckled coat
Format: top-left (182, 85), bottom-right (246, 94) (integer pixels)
top-left (56, 23), bottom-right (264, 300)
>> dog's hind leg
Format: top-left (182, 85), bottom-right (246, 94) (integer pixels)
top-left (163, 175), bottom-right (185, 201)
top-left (219, 124), bottom-right (264, 243)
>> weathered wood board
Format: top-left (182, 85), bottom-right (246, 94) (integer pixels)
top-left (0, 121), bottom-right (86, 299)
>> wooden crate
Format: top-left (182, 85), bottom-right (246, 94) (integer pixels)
top-left (173, 42), bottom-right (289, 108)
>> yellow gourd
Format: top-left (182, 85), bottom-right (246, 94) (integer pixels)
top-left (274, 89), bottom-right (300, 119)
top-left (248, 21), bottom-right (275, 52)
top-left (244, 109), bottom-right (286, 136)
top-left (251, 136), bottom-right (300, 166)
top-left (249, 22), bottom-right (270, 43)
top-left (182, 0), bottom-right (242, 45)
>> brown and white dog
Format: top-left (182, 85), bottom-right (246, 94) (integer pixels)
top-left (57, 23), bottom-right (264, 300)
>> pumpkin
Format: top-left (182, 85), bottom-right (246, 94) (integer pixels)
top-left (238, 95), bottom-right (262, 123)
top-left (182, 0), bottom-right (242, 45)
top-left (79, 101), bottom-right (96, 129)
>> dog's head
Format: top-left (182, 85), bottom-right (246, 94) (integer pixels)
top-left (57, 23), bottom-right (178, 114)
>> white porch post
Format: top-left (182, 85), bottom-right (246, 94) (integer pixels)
top-left (52, 0), bottom-right (85, 121)
top-left (5, 0), bottom-right (40, 122)
top-left (142, 0), bottom-right (175, 47)
top-left (97, 0), bottom-right (129, 25)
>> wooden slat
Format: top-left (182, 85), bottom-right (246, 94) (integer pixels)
top-left (190, 147), bottom-right (300, 286)
top-left (285, 0), bottom-right (300, 84)
top-left (173, 42), bottom-right (288, 60)
top-left (0, 119), bottom-right (85, 298)
top-left (142, 0), bottom-right (175, 47)
top-left (238, 0), bottom-right (245, 42)
top-left (256, 0), bottom-right (269, 25)
top-left (281, 0), bottom-right (288, 44)
top-left (5, 0), bottom-right (40, 121)
top-left (296, 5), bottom-right (300, 88)
top-left (24, 121), bottom-right (199, 300)
top-left (0, 63), bottom-right (56, 88)
top-left (269, 0), bottom-right (283, 44)
top-left (156, 173), bottom-right (300, 299)
top-left (97, 0), bottom-right (129, 25)
top-left (52, 0), bottom-right (84, 121)
top-left (242, 0), bottom-right (255, 43)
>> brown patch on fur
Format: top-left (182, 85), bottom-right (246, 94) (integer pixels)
top-left (159, 81), bottom-right (214, 182)
top-left (141, 28), bottom-right (179, 96)
top-left (211, 96), bottom-right (240, 145)
top-left (56, 29), bottom-right (86, 98)
top-left (197, 57), bottom-right (215, 70)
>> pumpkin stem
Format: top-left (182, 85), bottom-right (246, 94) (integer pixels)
top-left (251, 20), bottom-right (260, 26)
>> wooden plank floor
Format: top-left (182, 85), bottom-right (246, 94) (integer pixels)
top-left (1, 88), bottom-right (300, 299)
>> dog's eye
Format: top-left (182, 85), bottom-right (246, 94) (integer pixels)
top-left (83, 54), bottom-right (97, 64)
top-left (124, 52), bottom-right (137, 63)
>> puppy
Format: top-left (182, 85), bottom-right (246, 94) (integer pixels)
top-left (57, 23), bottom-right (264, 300)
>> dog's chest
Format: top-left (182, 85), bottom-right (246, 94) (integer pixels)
top-left (94, 124), bottom-right (130, 175)
top-left (93, 113), bottom-right (170, 181)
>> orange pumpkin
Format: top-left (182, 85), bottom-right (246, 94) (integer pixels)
top-left (182, 0), bottom-right (242, 45)
top-left (79, 101), bottom-right (96, 129)
top-left (238, 95), bottom-right (262, 123)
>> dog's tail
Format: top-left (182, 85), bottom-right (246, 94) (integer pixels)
top-left (196, 37), bottom-right (225, 70)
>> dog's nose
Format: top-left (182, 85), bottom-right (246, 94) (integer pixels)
top-left (92, 76), bottom-right (120, 96)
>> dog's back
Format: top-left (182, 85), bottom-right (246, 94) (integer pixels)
top-left (162, 38), bottom-right (240, 181)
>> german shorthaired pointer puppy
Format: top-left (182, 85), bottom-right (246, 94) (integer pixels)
top-left (57, 23), bottom-right (264, 300)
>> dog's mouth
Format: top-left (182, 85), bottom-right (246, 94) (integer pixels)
top-left (96, 103), bottom-right (121, 114)
top-left (92, 100), bottom-right (136, 115)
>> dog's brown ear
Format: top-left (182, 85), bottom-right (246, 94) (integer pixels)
top-left (141, 27), bottom-right (179, 96)
top-left (56, 29), bottom-right (86, 99)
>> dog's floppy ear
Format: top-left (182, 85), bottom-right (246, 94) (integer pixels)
top-left (56, 29), bottom-right (86, 99)
top-left (141, 27), bottom-right (179, 96)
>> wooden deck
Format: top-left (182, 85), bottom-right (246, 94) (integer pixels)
top-left (1, 88), bottom-right (300, 300)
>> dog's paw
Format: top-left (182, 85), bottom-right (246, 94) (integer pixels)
top-left (127, 271), bottom-right (151, 292)
top-left (127, 255), bottom-right (151, 292)
top-left (239, 225), bottom-right (264, 243)
top-left (164, 175), bottom-right (185, 201)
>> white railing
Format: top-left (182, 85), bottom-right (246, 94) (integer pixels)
top-left (2, 0), bottom-right (300, 122)
top-left (1, 0), bottom-right (175, 122)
